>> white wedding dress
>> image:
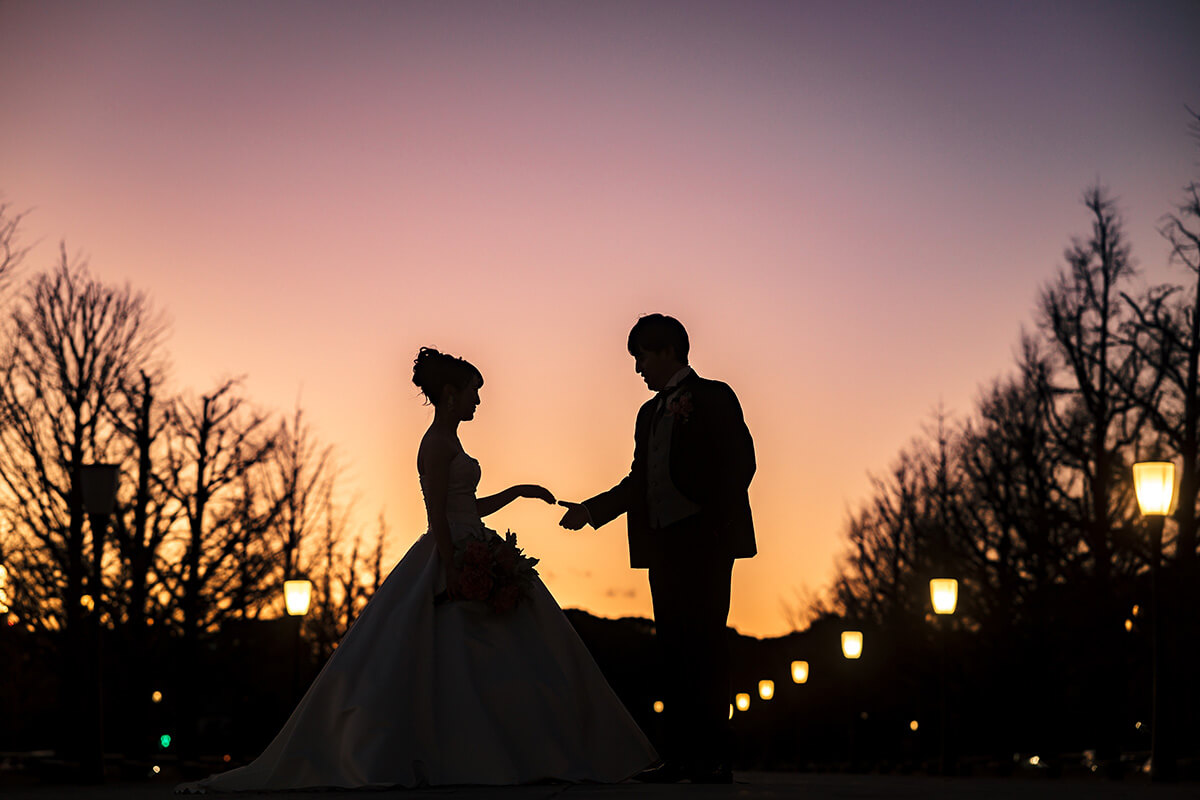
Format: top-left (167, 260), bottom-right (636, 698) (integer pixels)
top-left (177, 451), bottom-right (658, 792)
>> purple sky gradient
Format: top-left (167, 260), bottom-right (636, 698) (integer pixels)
top-left (1, 0), bottom-right (1198, 635)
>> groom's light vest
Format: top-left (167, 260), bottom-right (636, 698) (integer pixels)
top-left (646, 395), bottom-right (702, 529)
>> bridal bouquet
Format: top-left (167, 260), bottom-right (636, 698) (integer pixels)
top-left (452, 529), bottom-right (540, 613)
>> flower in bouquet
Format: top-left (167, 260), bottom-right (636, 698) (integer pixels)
top-left (451, 528), bottom-right (540, 613)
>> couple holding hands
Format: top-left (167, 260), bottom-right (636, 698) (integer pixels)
top-left (178, 313), bottom-right (756, 793)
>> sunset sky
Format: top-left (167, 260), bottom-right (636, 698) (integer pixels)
top-left (1, 1), bottom-right (1198, 636)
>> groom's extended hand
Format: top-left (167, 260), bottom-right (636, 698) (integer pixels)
top-left (557, 501), bottom-right (590, 531)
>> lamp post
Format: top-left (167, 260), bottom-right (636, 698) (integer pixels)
top-left (77, 463), bottom-right (119, 783)
top-left (1133, 461), bottom-right (1176, 782)
top-left (285, 578), bottom-right (313, 702)
top-left (930, 577), bottom-right (958, 775)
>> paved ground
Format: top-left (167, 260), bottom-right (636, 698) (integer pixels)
top-left (2, 772), bottom-right (1198, 800)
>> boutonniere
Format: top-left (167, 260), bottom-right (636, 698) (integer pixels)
top-left (666, 391), bottom-right (694, 424)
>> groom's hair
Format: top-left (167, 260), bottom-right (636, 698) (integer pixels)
top-left (627, 314), bottom-right (689, 363)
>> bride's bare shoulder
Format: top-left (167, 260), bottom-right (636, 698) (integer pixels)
top-left (417, 430), bottom-right (459, 475)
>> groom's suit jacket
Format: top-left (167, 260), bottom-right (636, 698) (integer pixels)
top-left (583, 370), bottom-right (756, 568)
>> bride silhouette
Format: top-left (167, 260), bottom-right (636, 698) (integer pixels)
top-left (176, 348), bottom-right (657, 792)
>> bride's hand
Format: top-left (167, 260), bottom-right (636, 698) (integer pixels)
top-left (520, 484), bottom-right (556, 504)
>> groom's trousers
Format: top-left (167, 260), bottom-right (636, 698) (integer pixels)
top-left (647, 538), bottom-right (734, 770)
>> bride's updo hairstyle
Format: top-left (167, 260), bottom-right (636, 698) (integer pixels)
top-left (412, 347), bottom-right (483, 406)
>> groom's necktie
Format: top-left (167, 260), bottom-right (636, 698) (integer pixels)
top-left (651, 389), bottom-right (673, 432)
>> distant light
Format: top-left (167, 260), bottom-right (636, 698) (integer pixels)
top-left (160, 734), bottom-right (172, 749)
top-left (223, 754), bottom-right (232, 763)
top-left (151, 691), bottom-right (163, 704)
top-left (152, 765), bottom-right (161, 775)
top-left (1133, 462), bottom-right (1175, 516)
top-left (6, 613), bottom-right (17, 627)
top-left (81, 594), bottom-right (95, 612)
top-left (1029, 755), bottom-right (1040, 766)
top-left (1132, 604), bottom-right (1140, 617)
top-left (758, 680), bottom-right (775, 700)
top-left (841, 631), bottom-right (863, 659)
top-left (728, 704), bottom-right (734, 720)
top-left (929, 578), bottom-right (958, 615)
top-left (735, 693), bottom-right (751, 711)
top-left (1125, 619), bottom-right (1133, 632)
top-left (284, 580), bottom-right (313, 616)
top-left (653, 700), bottom-right (664, 713)
top-left (910, 720), bottom-right (919, 731)
top-left (791, 660), bottom-right (809, 683)
top-left (1135, 721), bottom-right (1143, 730)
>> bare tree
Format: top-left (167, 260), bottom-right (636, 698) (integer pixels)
top-left (0, 247), bottom-right (164, 768)
top-left (1034, 186), bottom-right (1148, 588)
top-left (264, 404), bottom-right (333, 591)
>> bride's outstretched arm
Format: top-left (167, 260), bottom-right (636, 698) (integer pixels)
top-left (476, 485), bottom-right (556, 517)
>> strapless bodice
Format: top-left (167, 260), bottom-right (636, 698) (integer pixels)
top-left (420, 451), bottom-right (482, 528)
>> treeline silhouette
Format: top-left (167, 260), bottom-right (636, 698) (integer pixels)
top-left (806, 109), bottom-right (1200, 776)
top-left (4, 109), bottom-right (1200, 781)
top-left (0, 203), bottom-right (387, 769)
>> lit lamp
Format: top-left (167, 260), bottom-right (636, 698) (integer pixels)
top-left (791, 660), bottom-right (809, 684)
top-left (735, 692), bottom-right (750, 711)
top-left (1132, 460), bottom-right (1177, 782)
top-left (653, 700), bottom-right (664, 713)
top-left (284, 579), bottom-right (313, 616)
top-left (1133, 461), bottom-right (1175, 516)
top-left (758, 680), bottom-right (774, 700)
top-left (841, 630), bottom-right (863, 659)
top-left (930, 578), bottom-right (959, 615)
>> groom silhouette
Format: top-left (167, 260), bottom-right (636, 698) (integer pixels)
top-left (559, 314), bottom-right (755, 784)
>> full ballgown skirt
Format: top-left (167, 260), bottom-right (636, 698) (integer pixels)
top-left (176, 452), bottom-right (657, 792)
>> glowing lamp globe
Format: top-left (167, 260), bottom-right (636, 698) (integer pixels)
top-left (284, 579), bottom-right (313, 616)
top-left (735, 692), bottom-right (751, 711)
top-left (653, 700), bottom-right (664, 713)
top-left (841, 630), bottom-right (863, 659)
top-left (758, 680), bottom-right (774, 700)
top-left (1133, 461), bottom-right (1175, 516)
top-left (930, 578), bottom-right (959, 615)
top-left (791, 660), bottom-right (809, 684)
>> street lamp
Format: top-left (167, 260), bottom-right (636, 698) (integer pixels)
top-left (284, 578), bottom-right (313, 703)
top-left (841, 631), bottom-right (863, 659)
top-left (791, 660), bottom-right (809, 684)
top-left (77, 463), bottom-right (119, 783)
top-left (930, 579), bottom-right (958, 615)
top-left (929, 577), bottom-right (959, 774)
top-left (284, 580), bottom-right (313, 616)
top-left (1133, 460), bottom-right (1176, 782)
